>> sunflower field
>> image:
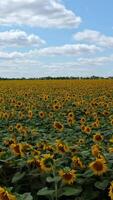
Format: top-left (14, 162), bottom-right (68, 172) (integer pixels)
top-left (0, 79), bottom-right (113, 200)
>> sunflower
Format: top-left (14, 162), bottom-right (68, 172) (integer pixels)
top-left (59, 167), bottom-right (76, 185)
top-left (15, 123), bottom-right (22, 131)
top-left (56, 142), bottom-right (68, 154)
top-left (67, 117), bottom-right (75, 126)
top-left (91, 144), bottom-right (100, 157)
top-left (8, 125), bottom-right (14, 132)
top-left (48, 112), bottom-right (53, 118)
top-left (10, 143), bottom-right (24, 157)
top-left (53, 121), bottom-right (64, 132)
top-left (0, 187), bottom-right (16, 200)
top-left (53, 102), bottom-right (61, 111)
top-left (84, 126), bottom-right (91, 134)
top-left (109, 181), bottom-right (113, 200)
top-left (80, 117), bottom-right (86, 124)
top-left (18, 111), bottom-right (24, 120)
top-left (41, 154), bottom-right (54, 172)
top-left (93, 132), bottom-right (103, 143)
top-left (89, 158), bottom-right (107, 176)
top-left (28, 110), bottom-right (33, 119)
top-left (72, 156), bottom-right (84, 169)
top-left (39, 111), bottom-right (45, 119)
top-left (67, 112), bottom-right (74, 118)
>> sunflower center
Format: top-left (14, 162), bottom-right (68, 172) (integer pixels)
top-left (63, 173), bottom-right (73, 180)
top-left (93, 161), bottom-right (103, 171)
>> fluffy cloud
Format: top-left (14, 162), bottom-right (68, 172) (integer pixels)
top-left (0, 43), bottom-right (101, 60)
top-left (0, 0), bottom-right (81, 28)
top-left (0, 30), bottom-right (45, 48)
top-left (74, 29), bottom-right (113, 48)
top-left (31, 44), bottom-right (101, 56)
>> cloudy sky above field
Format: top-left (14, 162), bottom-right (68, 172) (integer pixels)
top-left (0, 0), bottom-right (113, 77)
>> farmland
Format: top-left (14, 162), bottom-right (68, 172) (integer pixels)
top-left (0, 79), bottom-right (113, 200)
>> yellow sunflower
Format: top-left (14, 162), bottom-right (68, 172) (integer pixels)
top-left (41, 154), bottom-right (54, 172)
top-left (59, 167), bottom-right (76, 185)
top-left (0, 187), bottom-right (16, 200)
top-left (89, 158), bottom-right (107, 176)
top-left (109, 181), bottom-right (113, 200)
top-left (72, 156), bottom-right (84, 169)
top-left (53, 121), bottom-right (64, 132)
top-left (93, 132), bottom-right (103, 143)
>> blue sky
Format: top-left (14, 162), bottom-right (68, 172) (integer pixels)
top-left (0, 0), bottom-right (113, 77)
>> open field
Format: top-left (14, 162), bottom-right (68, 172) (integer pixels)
top-left (0, 79), bottom-right (113, 200)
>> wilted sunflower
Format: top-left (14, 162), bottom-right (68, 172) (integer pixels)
top-left (59, 167), bottom-right (76, 185)
top-left (93, 132), bottom-right (103, 143)
top-left (89, 158), bottom-right (107, 176)
top-left (53, 121), bottom-right (64, 132)
top-left (109, 181), bottom-right (113, 200)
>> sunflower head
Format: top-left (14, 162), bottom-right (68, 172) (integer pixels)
top-left (41, 154), bottom-right (54, 172)
top-left (53, 121), bottom-right (64, 132)
top-left (89, 158), bottom-right (107, 176)
top-left (93, 132), bottom-right (103, 143)
top-left (109, 181), bottom-right (113, 200)
top-left (59, 167), bottom-right (76, 185)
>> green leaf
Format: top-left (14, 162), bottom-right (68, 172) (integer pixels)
top-left (16, 193), bottom-right (33, 200)
top-left (83, 170), bottom-right (94, 177)
top-left (46, 176), bottom-right (61, 183)
top-left (12, 171), bottom-right (26, 183)
top-left (94, 180), bottom-right (109, 190)
top-left (21, 193), bottom-right (33, 200)
top-left (37, 187), bottom-right (55, 196)
top-left (62, 186), bottom-right (82, 196)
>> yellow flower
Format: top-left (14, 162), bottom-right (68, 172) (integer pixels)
top-left (91, 144), bottom-right (100, 157)
top-left (93, 133), bottom-right (103, 143)
top-left (10, 143), bottom-right (24, 157)
top-left (53, 121), bottom-right (64, 132)
top-left (84, 126), bottom-right (91, 134)
top-left (41, 154), bottom-right (54, 172)
top-left (0, 187), bottom-right (16, 200)
top-left (39, 111), bottom-right (45, 119)
top-left (89, 158), bottom-right (107, 176)
top-left (67, 117), bottom-right (75, 126)
top-left (56, 142), bottom-right (68, 154)
top-left (72, 156), bottom-right (84, 169)
top-left (109, 181), bottom-right (113, 200)
top-left (59, 167), bottom-right (76, 185)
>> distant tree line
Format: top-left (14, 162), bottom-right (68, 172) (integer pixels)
top-left (0, 76), bottom-right (113, 80)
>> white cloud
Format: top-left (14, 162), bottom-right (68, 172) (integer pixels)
top-left (0, 43), bottom-right (101, 60)
top-left (30, 44), bottom-right (101, 56)
top-left (0, 30), bottom-right (45, 48)
top-left (74, 29), bottom-right (113, 48)
top-left (0, 0), bottom-right (81, 28)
